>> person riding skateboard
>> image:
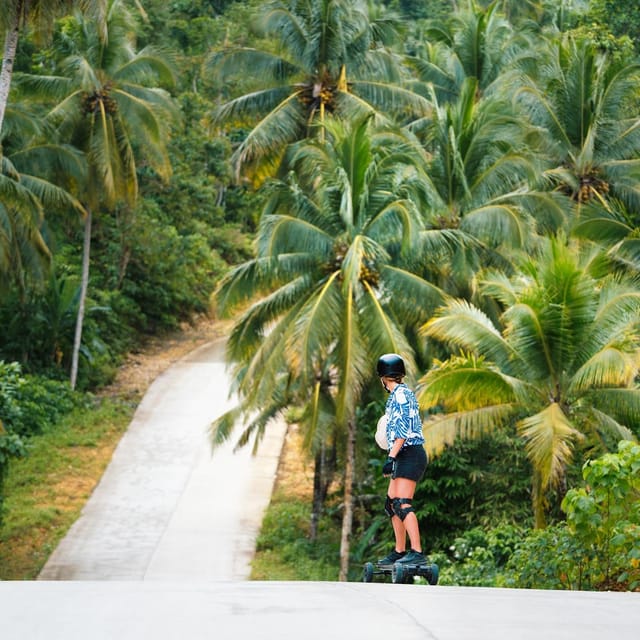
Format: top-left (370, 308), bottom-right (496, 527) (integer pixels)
top-left (376, 353), bottom-right (428, 566)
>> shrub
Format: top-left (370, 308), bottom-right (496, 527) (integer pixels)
top-left (0, 361), bottom-right (79, 438)
top-left (436, 524), bottom-right (523, 587)
top-left (563, 440), bottom-right (640, 590)
top-left (500, 441), bottom-right (640, 591)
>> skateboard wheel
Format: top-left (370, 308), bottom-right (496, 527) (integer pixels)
top-left (392, 562), bottom-right (406, 584)
top-left (428, 563), bottom-right (439, 586)
top-left (363, 562), bottom-right (374, 583)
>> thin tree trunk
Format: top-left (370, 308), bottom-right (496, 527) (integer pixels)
top-left (0, 11), bottom-right (21, 136)
top-left (310, 441), bottom-right (336, 541)
top-left (70, 209), bottom-right (92, 390)
top-left (338, 418), bottom-right (356, 581)
top-left (532, 470), bottom-right (546, 529)
top-left (310, 447), bottom-right (326, 541)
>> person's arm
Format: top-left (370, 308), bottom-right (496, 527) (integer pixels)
top-left (388, 437), bottom-right (405, 459)
top-left (383, 437), bottom-right (406, 476)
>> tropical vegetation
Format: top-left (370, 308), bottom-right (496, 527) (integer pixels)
top-left (1, 0), bottom-right (639, 589)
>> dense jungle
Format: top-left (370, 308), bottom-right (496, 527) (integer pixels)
top-left (1, 0), bottom-right (639, 588)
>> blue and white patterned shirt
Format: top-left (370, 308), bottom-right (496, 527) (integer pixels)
top-left (385, 383), bottom-right (424, 450)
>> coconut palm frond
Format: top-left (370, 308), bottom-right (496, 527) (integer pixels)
top-left (422, 403), bottom-right (515, 456)
top-left (517, 403), bottom-right (583, 494)
top-left (209, 406), bottom-right (244, 449)
top-left (359, 280), bottom-right (415, 372)
top-left (422, 298), bottom-right (514, 367)
top-left (460, 203), bottom-right (532, 250)
top-left (380, 265), bottom-right (447, 321)
top-left (588, 408), bottom-right (636, 445)
top-left (335, 284), bottom-right (369, 426)
top-left (17, 175), bottom-right (86, 217)
top-left (348, 80), bottom-right (432, 120)
top-left (287, 273), bottom-right (343, 379)
top-left (231, 94), bottom-right (309, 176)
top-left (418, 354), bottom-right (518, 411)
top-left (259, 214), bottom-right (333, 257)
top-left (570, 347), bottom-right (638, 394)
top-left (115, 49), bottom-right (177, 87)
top-left (589, 388), bottom-right (640, 427)
top-left (206, 48), bottom-right (301, 85)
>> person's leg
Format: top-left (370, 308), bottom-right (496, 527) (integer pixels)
top-left (388, 478), bottom-right (406, 552)
top-left (378, 479), bottom-right (407, 564)
top-left (391, 477), bottom-right (421, 552)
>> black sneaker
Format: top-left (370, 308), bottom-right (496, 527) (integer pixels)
top-left (377, 549), bottom-right (406, 565)
top-left (395, 549), bottom-right (427, 565)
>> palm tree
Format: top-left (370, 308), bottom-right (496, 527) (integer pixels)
top-left (18, 0), bottom-right (179, 388)
top-left (0, 0), bottom-right (106, 135)
top-left (0, 103), bottom-right (86, 299)
top-left (418, 236), bottom-right (640, 528)
top-left (409, 77), bottom-right (570, 301)
top-left (515, 35), bottom-right (640, 213)
top-left (407, 0), bottom-right (534, 103)
top-left (571, 199), bottom-right (640, 278)
top-left (205, 0), bottom-right (431, 182)
top-left (212, 114), bottom-right (446, 579)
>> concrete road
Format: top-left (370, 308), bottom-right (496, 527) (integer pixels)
top-left (3, 581), bottom-right (639, 640)
top-left (39, 338), bottom-right (287, 581)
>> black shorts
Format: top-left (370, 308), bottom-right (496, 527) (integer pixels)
top-left (393, 445), bottom-right (428, 481)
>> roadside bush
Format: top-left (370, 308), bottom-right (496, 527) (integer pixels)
top-left (0, 361), bottom-right (80, 438)
top-left (434, 524), bottom-right (523, 587)
top-left (563, 440), bottom-right (640, 590)
top-left (0, 362), bottom-right (27, 526)
top-left (500, 441), bottom-right (640, 591)
top-left (498, 523), bottom-right (589, 589)
top-left (254, 498), bottom-right (340, 581)
top-left (0, 425), bottom-right (26, 527)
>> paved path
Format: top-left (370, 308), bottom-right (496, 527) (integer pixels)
top-left (39, 338), bottom-right (287, 581)
top-left (4, 581), bottom-right (639, 639)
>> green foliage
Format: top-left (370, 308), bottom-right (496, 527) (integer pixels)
top-left (563, 440), bottom-right (640, 590)
top-left (0, 360), bottom-right (77, 526)
top-left (417, 432), bottom-right (532, 548)
top-left (118, 201), bottom-right (226, 331)
top-left (354, 426), bottom-right (532, 565)
top-left (434, 524), bottom-right (523, 586)
top-left (501, 441), bottom-right (640, 590)
top-left (0, 272), bottom-right (113, 385)
top-left (588, 0), bottom-right (640, 50)
top-left (0, 361), bottom-right (79, 438)
top-left (253, 498), bottom-right (340, 581)
top-left (0, 394), bottom-right (134, 578)
top-left (0, 427), bottom-right (26, 527)
top-left (499, 523), bottom-right (588, 589)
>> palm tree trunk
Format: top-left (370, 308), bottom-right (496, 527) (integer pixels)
top-left (0, 8), bottom-right (21, 136)
top-left (532, 470), bottom-right (547, 529)
top-left (70, 209), bottom-right (92, 390)
top-left (338, 418), bottom-right (356, 581)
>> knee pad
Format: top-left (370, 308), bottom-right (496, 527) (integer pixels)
top-left (392, 497), bottom-right (415, 522)
top-left (384, 495), bottom-right (394, 518)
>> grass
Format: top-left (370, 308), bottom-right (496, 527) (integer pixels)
top-left (250, 425), bottom-right (342, 582)
top-left (0, 396), bottom-right (135, 580)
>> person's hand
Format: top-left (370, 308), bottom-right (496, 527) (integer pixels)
top-left (382, 456), bottom-right (396, 477)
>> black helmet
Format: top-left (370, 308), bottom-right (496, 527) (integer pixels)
top-left (376, 353), bottom-right (406, 378)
